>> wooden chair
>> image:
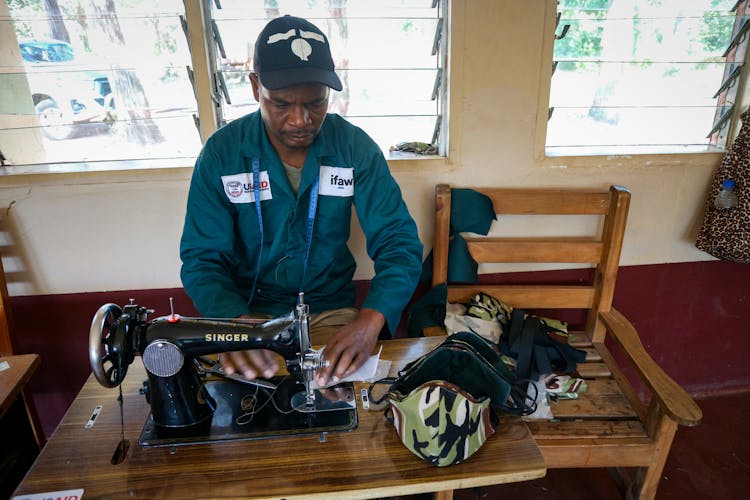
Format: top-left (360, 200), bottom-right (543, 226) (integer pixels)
top-left (0, 251), bottom-right (45, 447)
top-left (427, 184), bottom-right (702, 500)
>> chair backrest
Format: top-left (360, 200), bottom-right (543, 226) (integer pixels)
top-left (432, 184), bottom-right (631, 343)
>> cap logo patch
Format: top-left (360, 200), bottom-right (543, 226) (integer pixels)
top-left (299, 30), bottom-right (325, 43)
top-left (268, 28), bottom-right (327, 62)
top-left (267, 29), bottom-right (295, 44)
top-left (291, 38), bottom-right (312, 61)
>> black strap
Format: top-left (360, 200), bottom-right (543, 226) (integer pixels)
top-left (514, 315), bottom-right (539, 388)
top-left (367, 377), bottom-right (398, 405)
top-left (529, 325), bottom-right (586, 374)
top-left (505, 311), bottom-right (586, 377)
top-left (507, 308), bottom-right (525, 347)
top-left (534, 344), bottom-right (553, 376)
top-left (502, 377), bottom-right (538, 416)
top-left (383, 406), bottom-right (395, 425)
top-left (495, 310), bottom-right (538, 415)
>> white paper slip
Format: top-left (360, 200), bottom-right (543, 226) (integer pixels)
top-left (13, 489), bottom-right (84, 500)
top-left (311, 346), bottom-right (390, 389)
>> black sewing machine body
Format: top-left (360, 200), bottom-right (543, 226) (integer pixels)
top-left (89, 298), bottom-right (356, 445)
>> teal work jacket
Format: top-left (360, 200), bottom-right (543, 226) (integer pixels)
top-left (179, 112), bottom-right (423, 334)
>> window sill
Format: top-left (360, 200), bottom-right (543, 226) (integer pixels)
top-left (0, 153), bottom-right (452, 184)
top-left (0, 158), bottom-right (196, 185)
top-left (538, 148), bottom-right (727, 168)
top-left (0, 157), bottom-right (196, 175)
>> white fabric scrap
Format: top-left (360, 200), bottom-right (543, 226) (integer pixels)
top-left (522, 375), bottom-right (554, 421)
top-left (311, 346), bottom-right (390, 389)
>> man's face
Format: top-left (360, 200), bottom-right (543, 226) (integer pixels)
top-left (250, 74), bottom-right (329, 157)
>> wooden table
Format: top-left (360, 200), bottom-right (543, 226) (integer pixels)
top-left (13, 338), bottom-right (545, 499)
top-left (2, 354), bottom-right (42, 500)
top-left (1, 354), bottom-right (40, 416)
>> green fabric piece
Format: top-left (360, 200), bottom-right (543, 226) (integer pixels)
top-left (448, 234), bottom-right (478, 283)
top-left (447, 331), bottom-right (517, 383)
top-left (418, 188), bottom-right (496, 284)
top-left (418, 234), bottom-right (479, 284)
top-left (410, 188), bottom-right (497, 335)
top-left (450, 188), bottom-right (497, 235)
top-left (390, 141), bottom-right (438, 155)
top-left (420, 251), bottom-right (435, 283)
top-left (407, 283), bottom-right (447, 337)
top-left (390, 345), bottom-right (511, 409)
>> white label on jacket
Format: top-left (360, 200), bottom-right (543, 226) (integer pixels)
top-left (319, 166), bottom-right (354, 197)
top-left (221, 172), bottom-right (272, 203)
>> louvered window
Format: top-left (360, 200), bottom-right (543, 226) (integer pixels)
top-left (205, 0), bottom-right (448, 157)
top-left (0, 0), bottom-right (448, 167)
top-left (0, 0), bottom-right (201, 166)
top-left (545, 0), bottom-right (746, 156)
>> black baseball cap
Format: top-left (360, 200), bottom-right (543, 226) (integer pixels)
top-left (253, 15), bottom-right (342, 91)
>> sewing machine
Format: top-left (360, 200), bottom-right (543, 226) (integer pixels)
top-left (88, 294), bottom-right (357, 447)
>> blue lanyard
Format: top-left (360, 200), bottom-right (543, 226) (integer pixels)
top-left (247, 158), bottom-right (318, 306)
top-left (301, 176), bottom-right (319, 294)
top-left (247, 158), bottom-right (264, 306)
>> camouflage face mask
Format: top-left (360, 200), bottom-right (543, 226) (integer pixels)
top-left (388, 379), bottom-right (496, 467)
top-left (369, 332), bottom-right (517, 467)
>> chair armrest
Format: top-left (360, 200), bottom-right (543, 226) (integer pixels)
top-left (600, 308), bottom-right (703, 427)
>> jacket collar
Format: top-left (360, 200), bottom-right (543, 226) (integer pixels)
top-left (239, 111), bottom-right (334, 197)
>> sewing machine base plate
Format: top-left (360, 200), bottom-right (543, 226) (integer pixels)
top-left (138, 377), bottom-right (357, 447)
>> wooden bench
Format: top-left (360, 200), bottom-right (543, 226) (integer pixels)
top-left (426, 184), bottom-right (702, 500)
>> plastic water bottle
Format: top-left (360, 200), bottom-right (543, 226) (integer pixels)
top-left (714, 179), bottom-right (738, 209)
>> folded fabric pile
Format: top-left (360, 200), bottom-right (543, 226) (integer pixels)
top-left (444, 292), bottom-right (589, 419)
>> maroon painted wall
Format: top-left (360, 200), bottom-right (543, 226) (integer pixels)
top-left (613, 261), bottom-right (750, 395)
top-left (8, 260), bottom-right (750, 438)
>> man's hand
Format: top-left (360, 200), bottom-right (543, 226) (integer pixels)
top-left (219, 314), bottom-right (279, 379)
top-left (316, 308), bottom-right (385, 387)
top-left (219, 349), bottom-right (279, 379)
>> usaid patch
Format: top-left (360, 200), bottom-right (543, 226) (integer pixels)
top-left (319, 166), bottom-right (354, 197)
top-left (221, 172), bottom-right (272, 203)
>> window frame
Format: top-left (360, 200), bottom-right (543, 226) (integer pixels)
top-left (0, 0), bottom-right (455, 177)
top-left (533, 0), bottom-right (746, 168)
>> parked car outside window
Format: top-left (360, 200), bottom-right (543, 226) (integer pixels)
top-left (20, 39), bottom-right (114, 140)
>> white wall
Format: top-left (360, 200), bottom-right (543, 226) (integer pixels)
top-left (0, 0), bottom-right (722, 296)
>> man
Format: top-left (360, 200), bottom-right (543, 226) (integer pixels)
top-left (180, 15), bottom-right (422, 387)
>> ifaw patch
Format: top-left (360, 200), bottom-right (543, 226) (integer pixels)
top-left (319, 166), bottom-right (354, 197)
